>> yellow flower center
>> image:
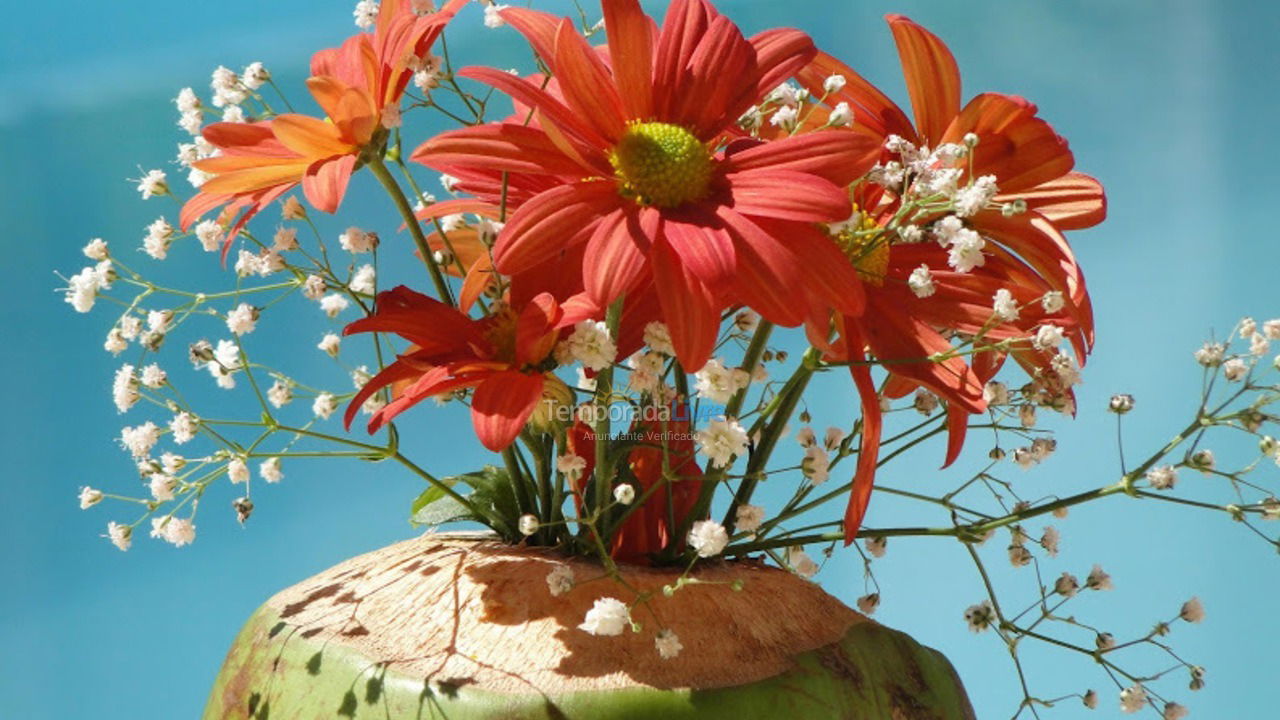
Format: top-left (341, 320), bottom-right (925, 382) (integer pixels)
top-left (609, 122), bottom-right (714, 208)
top-left (482, 304), bottom-right (519, 364)
top-left (833, 209), bottom-right (890, 286)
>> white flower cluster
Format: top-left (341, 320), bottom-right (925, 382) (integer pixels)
top-left (555, 320), bottom-right (617, 372)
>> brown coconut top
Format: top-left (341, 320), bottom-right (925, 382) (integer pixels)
top-left (262, 532), bottom-right (866, 693)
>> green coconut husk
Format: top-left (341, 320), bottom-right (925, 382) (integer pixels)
top-left (204, 534), bottom-right (974, 720)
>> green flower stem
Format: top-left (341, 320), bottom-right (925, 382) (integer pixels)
top-left (719, 346), bottom-right (817, 531)
top-left (366, 153), bottom-right (454, 307)
top-left (593, 299), bottom-right (625, 526)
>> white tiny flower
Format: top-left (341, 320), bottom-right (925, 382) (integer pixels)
top-left (1041, 291), bottom-right (1066, 313)
top-left (768, 82), bottom-right (805, 106)
top-left (1194, 341), bottom-right (1225, 367)
top-left (654, 629), bottom-right (683, 660)
top-left (822, 73), bottom-right (847, 94)
top-left (1086, 564), bottom-right (1114, 591)
top-left (242, 61), bottom-right (270, 89)
top-left (353, 0), bottom-right (379, 28)
top-left (148, 473), bottom-right (177, 502)
top-left (320, 294), bottom-right (350, 318)
top-left (166, 412), bottom-right (197, 445)
top-left (992, 288), bottom-right (1019, 322)
top-left (1222, 357), bottom-right (1248, 382)
top-left (1008, 544), bottom-right (1033, 566)
top-left (954, 175), bottom-right (998, 217)
top-left (643, 322), bottom-right (675, 355)
top-left (546, 565), bottom-right (575, 596)
top-left (225, 303), bottom-right (258, 335)
top-left (1263, 319), bottom-right (1280, 340)
top-left (1054, 572), bottom-right (1080, 597)
top-left (107, 522), bottom-right (132, 551)
top-left (339, 227), bottom-right (378, 254)
top-left (227, 458), bottom-right (250, 484)
top-left (1119, 685), bottom-right (1147, 714)
top-left (1163, 702), bottom-right (1189, 720)
top-left (963, 600), bottom-right (995, 632)
top-left (142, 217), bottom-right (175, 259)
top-left (1040, 526), bottom-right (1060, 557)
top-left (913, 388), bottom-right (939, 416)
top-left (693, 358), bottom-right (749, 404)
top-left (104, 328), bottom-right (128, 355)
top-left (112, 364), bottom-right (140, 412)
top-left (139, 363), bottom-right (167, 389)
top-left (907, 264), bottom-right (936, 298)
top-left (482, 3), bottom-right (509, 28)
top-left (1189, 448), bottom-right (1215, 473)
top-left (555, 320), bottom-right (617, 372)
top-left (734, 504), bottom-right (765, 534)
top-left (350, 264), bottom-right (377, 295)
top-left (1082, 689), bottom-right (1098, 709)
top-left (695, 417), bottom-right (749, 468)
top-left (313, 393), bottom-right (338, 420)
top-left (267, 380), bottom-right (293, 408)
top-left (687, 520), bottom-right (729, 557)
top-left (612, 484), bottom-right (635, 505)
top-left (787, 547), bottom-right (819, 579)
top-left (79, 487), bottom-right (104, 509)
top-left (318, 333), bottom-right (342, 358)
top-left (1033, 324), bottom-right (1065, 351)
top-left (856, 593), bottom-right (880, 615)
top-left (82, 238), bottom-right (109, 260)
top-left (153, 516), bottom-right (197, 547)
top-left (822, 426), bottom-right (844, 452)
top-left (517, 512), bottom-right (537, 535)
top-left (1019, 404), bottom-right (1037, 428)
top-left (302, 274), bottom-right (327, 300)
top-left (1146, 465), bottom-right (1177, 490)
top-left (795, 426), bottom-right (816, 448)
top-left (803, 445), bottom-right (830, 484)
top-left (827, 101), bottom-right (854, 127)
top-left (769, 105), bottom-right (799, 131)
top-left (175, 87), bottom-right (201, 113)
top-left (136, 169), bottom-right (168, 199)
top-left (557, 453), bottom-right (587, 483)
top-left (221, 105), bottom-right (246, 123)
top-left (578, 597), bottom-right (630, 636)
top-left (260, 457), bottom-right (284, 484)
top-left (983, 381), bottom-right (1010, 406)
top-left (194, 220), bottom-right (224, 252)
top-left (864, 535), bottom-right (887, 558)
top-left (1179, 596), bottom-right (1205, 623)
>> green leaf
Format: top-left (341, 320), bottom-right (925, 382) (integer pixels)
top-left (408, 465), bottom-right (517, 535)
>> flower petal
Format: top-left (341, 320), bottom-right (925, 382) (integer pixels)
top-left (840, 317), bottom-right (883, 545)
top-left (602, 0), bottom-right (655, 119)
top-left (471, 371), bottom-right (546, 451)
top-left (271, 113), bottom-right (357, 158)
top-left (552, 19), bottom-right (628, 142)
top-left (492, 181), bottom-right (621, 274)
top-left (301, 154), bottom-right (357, 214)
top-left (725, 169), bottom-right (852, 222)
top-left (886, 14), bottom-right (961, 145)
top-left (411, 123), bottom-right (593, 177)
top-left (651, 236), bottom-right (719, 372)
top-left (583, 208), bottom-right (651, 308)
top-left (721, 131), bottom-right (879, 187)
top-left (944, 92), bottom-right (1073, 193)
top-left (1011, 172), bottom-right (1106, 230)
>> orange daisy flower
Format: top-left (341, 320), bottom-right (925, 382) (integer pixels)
top-left (180, 0), bottom-right (465, 254)
top-left (411, 0), bottom-right (879, 371)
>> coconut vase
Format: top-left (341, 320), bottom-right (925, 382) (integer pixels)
top-left (203, 534), bottom-right (975, 720)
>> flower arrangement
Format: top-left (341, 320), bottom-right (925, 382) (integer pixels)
top-left (60, 1), bottom-right (1280, 718)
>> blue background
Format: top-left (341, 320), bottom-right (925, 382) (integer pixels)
top-left (3, 0), bottom-right (1278, 717)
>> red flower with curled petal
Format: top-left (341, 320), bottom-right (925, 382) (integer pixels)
top-left (343, 286), bottom-right (569, 452)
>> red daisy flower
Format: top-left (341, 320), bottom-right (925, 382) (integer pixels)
top-left (790, 15), bottom-right (1106, 542)
top-left (343, 285), bottom-right (569, 452)
top-left (411, 0), bottom-right (880, 371)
